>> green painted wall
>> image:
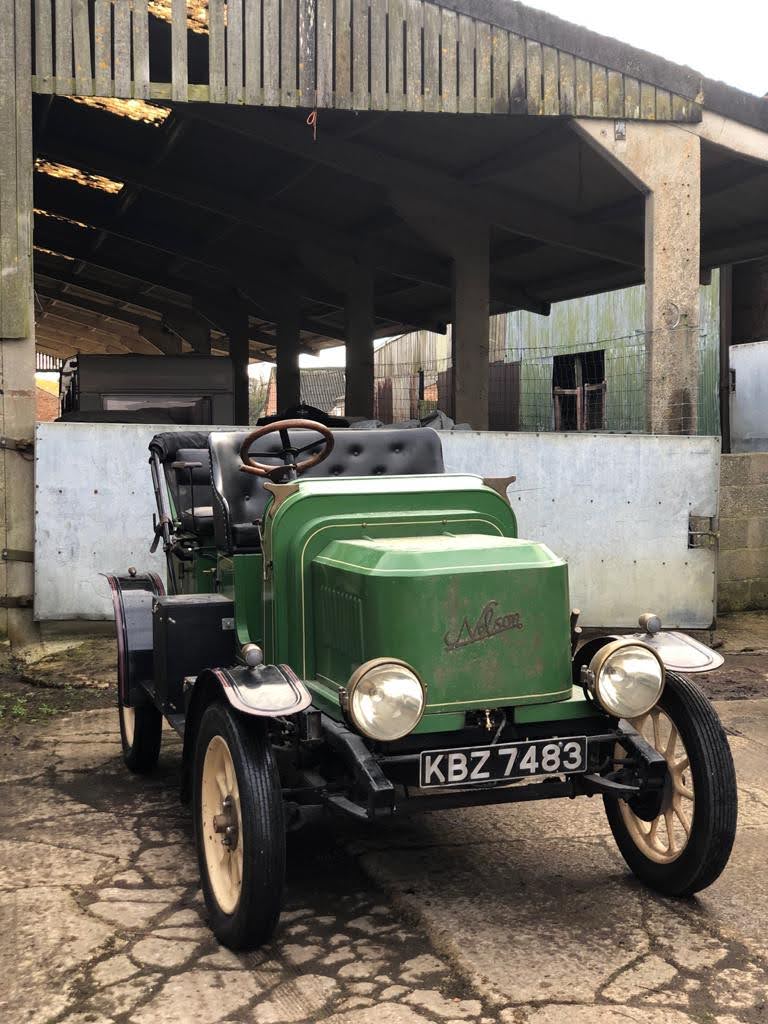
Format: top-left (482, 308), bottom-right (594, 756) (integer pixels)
top-left (497, 272), bottom-right (721, 435)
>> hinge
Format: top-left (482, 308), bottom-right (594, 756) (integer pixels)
top-left (0, 436), bottom-right (33, 455)
top-left (730, 368), bottom-right (736, 394)
top-left (0, 595), bottom-right (33, 608)
top-left (688, 514), bottom-right (719, 549)
top-left (2, 549), bottom-right (33, 563)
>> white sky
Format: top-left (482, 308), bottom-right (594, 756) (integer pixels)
top-left (283, 0), bottom-right (768, 373)
top-left (524, 1), bottom-right (767, 97)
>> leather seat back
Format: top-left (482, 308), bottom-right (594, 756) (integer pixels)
top-left (209, 428), bottom-right (444, 554)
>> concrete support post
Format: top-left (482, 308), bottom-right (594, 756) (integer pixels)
top-left (0, 0), bottom-right (38, 646)
top-left (452, 228), bottom-right (490, 430)
top-left (228, 314), bottom-right (250, 424)
top-left (344, 266), bottom-right (375, 420)
top-left (276, 287), bottom-right (301, 411)
top-left (573, 120), bottom-right (701, 434)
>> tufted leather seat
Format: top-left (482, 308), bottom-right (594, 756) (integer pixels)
top-left (149, 433), bottom-right (215, 538)
top-left (209, 428), bottom-right (444, 554)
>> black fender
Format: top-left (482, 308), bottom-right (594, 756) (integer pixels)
top-left (105, 571), bottom-right (164, 706)
top-left (180, 663), bottom-right (312, 801)
top-left (574, 629), bottom-right (723, 680)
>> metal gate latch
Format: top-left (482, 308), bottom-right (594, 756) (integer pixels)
top-left (0, 436), bottom-right (34, 455)
top-left (688, 514), bottom-right (719, 549)
top-left (2, 549), bottom-right (33, 563)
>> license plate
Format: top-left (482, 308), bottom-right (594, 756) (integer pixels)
top-left (419, 736), bottom-right (588, 789)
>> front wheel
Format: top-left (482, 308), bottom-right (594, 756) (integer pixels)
top-left (604, 671), bottom-right (737, 896)
top-left (193, 703), bottom-right (285, 949)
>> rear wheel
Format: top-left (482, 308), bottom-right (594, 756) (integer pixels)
top-left (118, 697), bottom-right (162, 773)
top-left (193, 703), bottom-right (285, 949)
top-left (604, 671), bottom-right (737, 896)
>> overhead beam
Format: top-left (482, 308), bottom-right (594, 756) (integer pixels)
top-left (35, 256), bottom-right (277, 355)
top-left (459, 126), bottom-right (567, 184)
top-left (35, 135), bottom-right (460, 295)
top-left (187, 108), bottom-right (643, 267)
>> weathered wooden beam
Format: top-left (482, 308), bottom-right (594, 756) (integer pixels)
top-left (35, 133), bottom-right (459, 292)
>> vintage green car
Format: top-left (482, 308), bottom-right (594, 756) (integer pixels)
top-left (108, 420), bottom-right (737, 949)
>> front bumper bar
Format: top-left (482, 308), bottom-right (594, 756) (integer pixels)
top-left (315, 717), bottom-right (667, 822)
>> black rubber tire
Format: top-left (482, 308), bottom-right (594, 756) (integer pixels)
top-left (118, 699), bottom-right (162, 773)
top-left (193, 702), bottom-right (285, 950)
top-left (605, 671), bottom-right (737, 897)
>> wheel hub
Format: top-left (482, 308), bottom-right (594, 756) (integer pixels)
top-left (213, 795), bottom-right (239, 851)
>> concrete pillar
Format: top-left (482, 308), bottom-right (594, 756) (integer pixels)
top-left (228, 314), bottom-right (250, 424)
top-left (344, 267), bottom-right (374, 420)
top-left (573, 120), bottom-right (701, 434)
top-left (275, 287), bottom-right (301, 411)
top-left (0, 0), bottom-right (38, 646)
top-left (451, 227), bottom-right (490, 429)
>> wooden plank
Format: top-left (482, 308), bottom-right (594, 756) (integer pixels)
top-left (508, 32), bottom-right (525, 112)
top-left (387, 0), bottom-right (405, 111)
top-left (655, 88), bottom-right (672, 121)
top-left (263, 0), bottom-right (279, 105)
top-left (244, 0), bottom-right (262, 104)
top-left (71, 0), bottom-right (92, 94)
top-left (525, 39), bottom-right (542, 114)
top-left (282, 0), bottom-right (298, 105)
top-left (34, 0), bottom-right (53, 92)
top-left (93, 0), bottom-right (111, 96)
top-left (624, 75), bottom-right (640, 119)
top-left (369, 0), bottom-right (386, 109)
top-left (405, 0), bottom-right (422, 112)
top-left (132, 0), bottom-right (150, 99)
top-left (0, 0), bottom-right (17, 334)
top-left (227, 0), bottom-right (244, 102)
top-left (558, 50), bottom-right (574, 115)
top-left (590, 63), bottom-right (607, 116)
top-left (54, 0), bottom-right (73, 93)
top-left (209, 0), bottom-right (226, 102)
top-left (15, 0), bottom-right (32, 321)
top-left (113, 0), bottom-right (131, 98)
top-left (640, 81), bottom-right (656, 119)
top-left (491, 26), bottom-right (508, 114)
top-left (439, 7), bottom-right (457, 114)
top-left (475, 20), bottom-right (491, 114)
top-left (298, 0), bottom-right (316, 106)
top-left (457, 14), bottom-right (474, 114)
top-left (352, 0), bottom-right (369, 109)
top-left (542, 45), bottom-right (558, 115)
top-left (422, 0), bottom-right (439, 113)
top-left (607, 69), bottom-right (623, 117)
top-left (574, 56), bottom-right (590, 115)
top-left (672, 93), bottom-right (692, 120)
top-left (171, 0), bottom-right (188, 102)
top-left (334, 0), bottom-right (351, 107)
top-left (316, 0), bottom-right (332, 106)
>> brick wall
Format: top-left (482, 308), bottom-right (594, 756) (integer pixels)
top-left (36, 385), bottom-right (59, 422)
top-left (719, 453), bottom-right (768, 611)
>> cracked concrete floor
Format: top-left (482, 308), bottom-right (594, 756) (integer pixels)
top-left (1, 701), bottom-right (767, 1024)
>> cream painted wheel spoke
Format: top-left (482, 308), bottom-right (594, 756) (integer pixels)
top-left (201, 735), bottom-right (244, 916)
top-left (651, 710), bottom-right (661, 752)
top-left (674, 801), bottom-right (691, 836)
top-left (121, 706), bottom-right (136, 748)
top-left (618, 703), bottom-right (695, 865)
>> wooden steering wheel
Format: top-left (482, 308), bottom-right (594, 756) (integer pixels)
top-left (239, 419), bottom-right (335, 479)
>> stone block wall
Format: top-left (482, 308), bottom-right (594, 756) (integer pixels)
top-left (719, 453), bottom-right (768, 611)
